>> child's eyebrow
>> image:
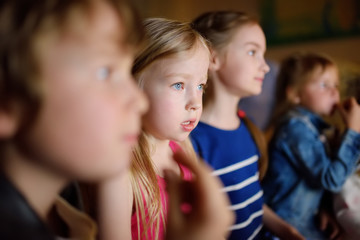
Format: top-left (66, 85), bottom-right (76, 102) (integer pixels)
top-left (165, 73), bottom-right (208, 82)
top-left (244, 42), bottom-right (262, 49)
top-left (165, 73), bottom-right (192, 79)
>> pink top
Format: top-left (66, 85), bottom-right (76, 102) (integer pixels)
top-left (131, 141), bottom-right (192, 240)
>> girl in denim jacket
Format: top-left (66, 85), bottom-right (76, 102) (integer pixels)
top-left (263, 52), bottom-right (360, 239)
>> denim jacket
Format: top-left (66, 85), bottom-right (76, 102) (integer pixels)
top-left (262, 106), bottom-right (360, 239)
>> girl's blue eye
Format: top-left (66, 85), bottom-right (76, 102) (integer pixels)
top-left (318, 81), bottom-right (339, 90)
top-left (197, 84), bottom-right (206, 91)
top-left (248, 50), bottom-right (256, 56)
top-left (319, 82), bottom-right (327, 89)
top-left (97, 67), bottom-right (111, 81)
top-left (172, 82), bottom-right (184, 90)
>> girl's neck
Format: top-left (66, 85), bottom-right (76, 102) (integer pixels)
top-left (201, 77), bottom-right (242, 130)
top-left (3, 145), bottom-right (67, 221)
top-left (151, 138), bottom-right (180, 176)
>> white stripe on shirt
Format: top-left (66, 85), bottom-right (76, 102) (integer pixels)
top-left (212, 155), bottom-right (259, 176)
top-left (229, 209), bottom-right (264, 231)
top-left (229, 190), bottom-right (263, 211)
top-left (248, 224), bottom-right (263, 240)
top-left (222, 172), bottom-right (259, 193)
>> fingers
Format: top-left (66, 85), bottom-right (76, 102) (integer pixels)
top-left (341, 97), bottom-right (359, 111)
top-left (172, 150), bottom-right (220, 212)
top-left (340, 97), bottom-right (355, 112)
top-left (335, 99), bottom-right (351, 122)
top-left (328, 218), bottom-right (342, 240)
top-left (318, 211), bottom-right (328, 231)
top-left (329, 228), bottom-right (340, 240)
top-left (336, 97), bottom-right (360, 132)
top-left (318, 210), bottom-right (342, 240)
top-left (172, 149), bottom-right (205, 176)
top-left (166, 150), bottom-right (234, 240)
top-left (335, 103), bottom-right (347, 122)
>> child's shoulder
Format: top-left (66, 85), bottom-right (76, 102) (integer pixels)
top-left (275, 111), bottom-right (318, 139)
top-left (0, 174), bottom-right (54, 240)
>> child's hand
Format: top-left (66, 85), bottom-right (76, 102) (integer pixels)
top-left (165, 150), bottom-right (234, 240)
top-left (280, 225), bottom-right (305, 240)
top-left (263, 205), bottom-right (305, 240)
top-left (337, 97), bottom-right (360, 133)
top-left (318, 208), bottom-right (344, 240)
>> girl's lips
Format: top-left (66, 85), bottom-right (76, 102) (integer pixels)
top-left (181, 119), bottom-right (196, 132)
top-left (255, 77), bottom-right (264, 82)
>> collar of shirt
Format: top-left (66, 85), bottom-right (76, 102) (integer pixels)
top-left (287, 106), bottom-right (331, 134)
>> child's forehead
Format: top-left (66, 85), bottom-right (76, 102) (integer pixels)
top-left (39, 1), bottom-right (126, 53)
top-left (31, 0), bottom-right (134, 79)
top-left (307, 64), bottom-right (339, 82)
top-left (68, 2), bottom-right (124, 43)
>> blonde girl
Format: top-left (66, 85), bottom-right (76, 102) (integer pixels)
top-left (130, 18), bottom-right (209, 240)
top-left (96, 18), bottom-right (233, 240)
top-left (190, 11), bottom-right (304, 240)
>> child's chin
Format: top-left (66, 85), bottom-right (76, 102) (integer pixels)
top-left (244, 88), bottom-right (262, 97)
top-left (173, 134), bottom-right (189, 142)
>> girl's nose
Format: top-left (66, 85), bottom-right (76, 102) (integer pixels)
top-left (185, 89), bottom-right (201, 111)
top-left (262, 59), bottom-right (270, 74)
top-left (186, 99), bottom-right (201, 111)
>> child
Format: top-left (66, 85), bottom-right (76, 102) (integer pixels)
top-left (0, 0), bottom-right (147, 238)
top-left (262, 52), bottom-right (360, 239)
top-left (96, 18), bottom-right (233, 240)
top-left (190, 11), bottom-right (304, 240)
top-left (0, 1), bottom-right (232, 239)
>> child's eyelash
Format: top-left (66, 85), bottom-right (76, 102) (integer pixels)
top-left (248, 50), bottom-right (256, 56)
top-left (171, 82), bottom-right (184, 90)
top-left (97, 66), bottom-right (112, 81)
top-left (198, 83), bottom-right (207, 92)
top-left (171, 82), bottom-right (207, 92)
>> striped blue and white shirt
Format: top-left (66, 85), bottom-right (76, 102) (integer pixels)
top-left (191, 121), bottom-right (263, 240)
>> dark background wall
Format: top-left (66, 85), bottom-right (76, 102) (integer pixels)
top-left (133, 0), bottom-right (360, 65)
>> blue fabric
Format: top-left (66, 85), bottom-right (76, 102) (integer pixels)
top-left (262, 106), bottom-right (360, 239)
top-left (191, 121), bottom-right (264, 240)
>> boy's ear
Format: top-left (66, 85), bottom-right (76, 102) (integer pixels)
top-left (0, 106), bottom-right (20, 138)
top-left (209, 49), bottom-right (222, 71)
top-left (286, 86), bottom-right (301, 104)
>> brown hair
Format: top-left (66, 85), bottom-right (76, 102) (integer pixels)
top-left (0, 0), bottom-right (143, 135)
top-left (131, 18), bottom-right (208, 239)
top-left (241, 115), bottom-right (268, 180)
top-left (268, 52), bottom-right (337, 132)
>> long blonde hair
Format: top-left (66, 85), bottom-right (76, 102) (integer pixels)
top-left (130, 18), bottom-right (209, 240)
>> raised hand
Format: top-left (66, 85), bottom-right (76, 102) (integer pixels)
top-left (165, 150), bottom-right (234, 240)
top-left (337, 97), bottom-right (360, 133)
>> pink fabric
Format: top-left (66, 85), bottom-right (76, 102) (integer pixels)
top-left (131, 141), bottom-right (192, 240)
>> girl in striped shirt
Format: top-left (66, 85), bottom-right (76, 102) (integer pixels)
top-left (190, 11), bottom-right (304, 240)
